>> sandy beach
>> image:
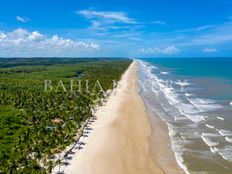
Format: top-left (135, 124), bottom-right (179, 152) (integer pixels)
top-left (61, 61), bottom-right (181, 174)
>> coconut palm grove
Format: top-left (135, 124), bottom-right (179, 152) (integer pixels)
top-left (0, 58), bottom-right (132, 173)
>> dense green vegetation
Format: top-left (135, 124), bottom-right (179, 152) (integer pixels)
top-left (0, 58), bottom-right (132, 173)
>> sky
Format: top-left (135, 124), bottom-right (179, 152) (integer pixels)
top-left (0, 0), bottom-right (232, 57)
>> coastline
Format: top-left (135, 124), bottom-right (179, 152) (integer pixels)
top-left (136, 58), bottom-right (232, 174)
top-left (143, 100), bottom-right (184, 174)
top-left (57, 60), bottom-right (181, 174)
top-left (137, 60), bottom-right (183, 174)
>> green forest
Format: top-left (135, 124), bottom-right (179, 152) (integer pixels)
top-left (0, 58), bottom-right (132, 173)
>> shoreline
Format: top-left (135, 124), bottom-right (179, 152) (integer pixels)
top-left (54, 60), bottom-right (181, 174)
top-left (143, 100), bottom-right (184, 174)
top-left (137, 60), bottom-right (183, 174)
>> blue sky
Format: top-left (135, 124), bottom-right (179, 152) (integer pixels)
top-left (0, 0), bottom-right (232, 57)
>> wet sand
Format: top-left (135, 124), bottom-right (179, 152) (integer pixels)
top-left (145, 104), bottom-right (183, 174)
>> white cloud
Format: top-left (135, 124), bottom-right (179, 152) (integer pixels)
top-left (192, 33), bottom-right (232, 45)
top-left (77, 9), bottom-right (166, 34)
top-left (0, 32), bottom-right (7, 41)
top-left (150, 20), bottom-right (166, 25)
top-left (174, 25), bottom-right (214, 33)
top-left (77, 9), bottom-right (139, 31)
top-left (78, 9), bottom-right (137, 24)
top-left (173, 21), bottom-right (232, 46)
top-left (28, 31), bottom-right (44, 41)
top-left (89, 20), bottom-right (106, 30)
top-left (139, 47), bottom-right (160, 54)
top-left (203, 47), bottom-right (217, 53)
top-left (0, 28), bottom-right (100, 56)
top-left (16, 16), bottom-right (30, 23)
top-left (139, 46), bottom-right (180, 55)
top-left (163, 46), bottom-right (180, 54)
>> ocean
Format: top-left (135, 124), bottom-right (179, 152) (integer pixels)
top-left (137, 58), bottom-right (232, 174)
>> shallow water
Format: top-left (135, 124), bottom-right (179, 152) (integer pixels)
top-left (137, 58), bottom-right (232, 174)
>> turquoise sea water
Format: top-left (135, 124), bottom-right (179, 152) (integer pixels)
top-left (137, 58), bottom-right (232, 174)
top-left (141, 58), bottom-right (232, 100)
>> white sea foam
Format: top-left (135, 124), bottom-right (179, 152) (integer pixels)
top-left (216, 129), bottom-right (232, 136)
top-left (202, 133), bottom-right (219, 137)
top-left (225, 137), bottom-right (232, 143)
top-left (178, 105), bottom-right (208, 123)
top-left (160, 71), bottom-right (169, 75)
top-left (159, 84), bottom-right (180, 105)
top-left (184, 93), bottom-right (193, 97)
top-left (157, 78), bottom-right (165, 83)
top-left (186, 99), bottom-right (203, 112)
top-left (217, 116), bottom-right (224, 121)
top-left (201, 116), bottom-right (208, 121)
top-left (173, 115), bottom-right (189, 122)
top-left (174, 150), bottom-right (191, 174)
top-left (180, 103), bottom-right (201, 114)
top-left (206, 124), bottom-right (215, 129)
top-left (167, 123), bottom-right (178, 137)
top-left (197, 98), bottom-right (216, 104)
top-left (217, 146), bottom-right (232, 161)
top-left (156, 79), bottom-right (206, 123)
top-left (210, 147), bottom-right (218, 153)
top-left (166, 123), bottom-right (191, 174)
top-left (175, 80), bottom-right (191, 86)
top-left (140, 60), bottom-right (223, 125)
top-left (201, 135), bottom-right (219, 147)
top-left (138, 60), bottom-right (232, 171)
top-left (230, 102), bottom-right (232, 106)
top-left (179, 111), bottom-right (204, 123)
top-left (160, 83), bottom-right (212, 123)
top-left (188, 98), bottom-right (223, 112)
